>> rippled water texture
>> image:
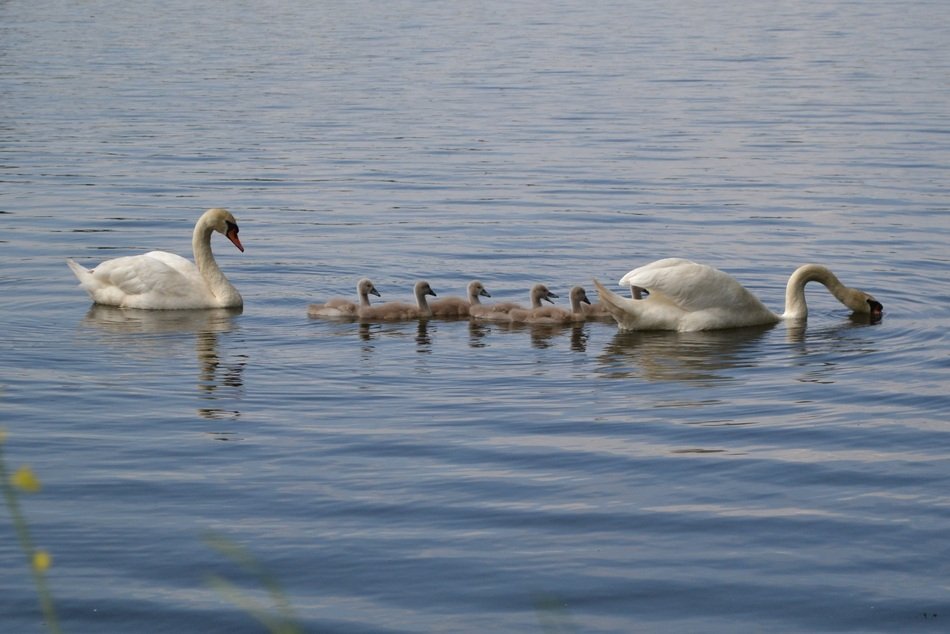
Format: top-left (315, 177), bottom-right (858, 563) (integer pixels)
top-left (2, 1), bottom-right (949, 632)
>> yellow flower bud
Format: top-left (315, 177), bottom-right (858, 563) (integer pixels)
top-left (32, 549), bottom-right (52, 573)
top-left (11, 466), bottom-right (41, 493)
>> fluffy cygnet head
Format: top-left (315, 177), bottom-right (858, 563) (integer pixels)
top-left (415, 281), bottom-right (437, 303)
top-left (468, 280), bottom-right (491, 304)
top-left (569, 286), bottom-right (592, 312)
top-left (530, 284), bottom-right (558, 307)
top-left (357, 278), bottom-right (381, 303)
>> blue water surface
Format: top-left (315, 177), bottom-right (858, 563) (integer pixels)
top-left (2, 1), bottom-right (949, 632)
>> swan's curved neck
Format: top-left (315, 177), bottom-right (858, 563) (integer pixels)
top-left (782, 264), bottom-right (852, 319)
top-left (193, 219), bottom-right (240, 306)
top-left (468, 289), bottom-right (483, 305)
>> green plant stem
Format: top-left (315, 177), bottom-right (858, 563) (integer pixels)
top-left (0, 444), bottom-right (62, 634)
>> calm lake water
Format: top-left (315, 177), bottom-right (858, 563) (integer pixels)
top-left (2, 1), bottom-right (950, 632)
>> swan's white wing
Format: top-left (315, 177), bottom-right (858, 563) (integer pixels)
top-left (139, 250), bottom-right (196, 275)
top-left (620, 259), bottom-right (751, 313)
top-left (89, 252), bottom-right (204, 300)
top-left (618, 258), bottom-right (694, 302)
top-left (619, 258), bottom-right (696, 283)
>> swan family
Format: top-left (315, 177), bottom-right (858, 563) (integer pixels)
top-left (68, 209), bottom-right (884, 331)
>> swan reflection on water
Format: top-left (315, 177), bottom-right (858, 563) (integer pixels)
top-left (784, 310), bottom-right (883, 345)
top-left (78, 306), bottom-right (246, 425)
top-left (783, 313), bottom-right (883, 385)
top-left (314, 302), bottom-right (884, 382)
top-left (597, 325), bottom-right (775, 383)
top-left (353, 319), bottom-right (434, 352)
top-left (474, 320), bottom-right (590, 351)
top-left (337, 314), bottom-right (588, 354)
top-left (599, 314), bottom-right (882, 384)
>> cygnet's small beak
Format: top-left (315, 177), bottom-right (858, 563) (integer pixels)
top-left (370, 287), bottom-right (381, 298)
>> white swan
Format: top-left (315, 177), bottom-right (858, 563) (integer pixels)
top-left (429, 280), bottom-right (492, 318)
top-left (358, 281), bottom-right (437, 321)
top-left (308, 278), bottom-right (381, 318)
top-left (593, 258), bottom-right (882, 332)
top-left (67, 208), bottom-right (244, 310)
top-left (472, 284), bottom-right (558, 321)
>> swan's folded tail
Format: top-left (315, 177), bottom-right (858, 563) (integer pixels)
top-left (593, 279), bottom-right (640, 330)
top-left (66, 258), bottom-right (96, 290)
top-left (66, 258), bottom-right (87, 278)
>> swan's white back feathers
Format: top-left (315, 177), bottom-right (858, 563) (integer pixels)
top-left (620, 259), bottom-right (769, 315)
top-left (69, 253), bottom-right (209, 308)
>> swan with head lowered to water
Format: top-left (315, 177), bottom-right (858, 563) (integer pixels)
top-left (593, 258), bottom-right (882, 332)
top-left (67, 208), bottom-right (244, 310)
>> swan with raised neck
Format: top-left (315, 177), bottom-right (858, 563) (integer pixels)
top-left (67, 207), bottom-right (244, 309)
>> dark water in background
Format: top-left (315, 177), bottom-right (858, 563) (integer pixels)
top-left (2, 1), bottom-right (950, 632)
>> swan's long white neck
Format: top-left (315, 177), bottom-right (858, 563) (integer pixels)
top-left (782, 264), bottom-right (854, 319)
top-left (193, 216), bottom-right (241, 306)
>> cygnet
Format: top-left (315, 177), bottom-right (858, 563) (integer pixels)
top-left (429, 280), bottom-right (492, 318)
top-left (308, 278), bottom-right (380, 318)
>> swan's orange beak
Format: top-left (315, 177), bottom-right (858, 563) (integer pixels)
top-left (226, 225), bottom-right (244, 252)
